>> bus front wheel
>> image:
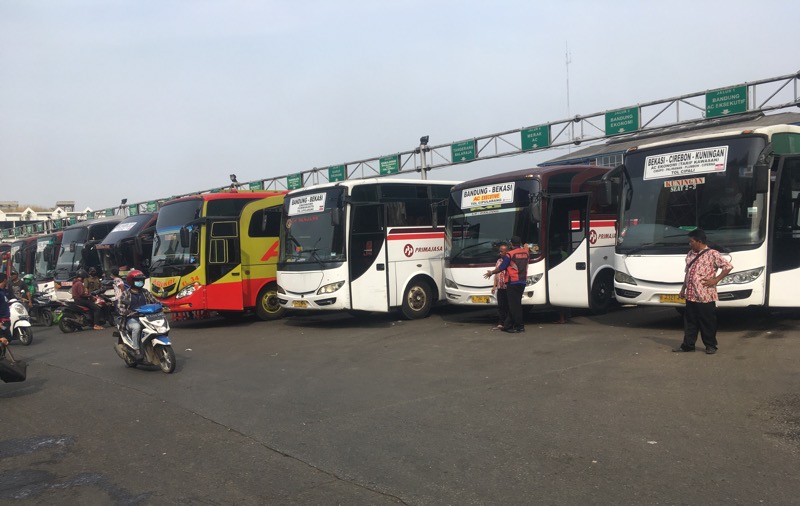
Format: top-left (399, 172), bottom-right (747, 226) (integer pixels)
top-left (590, 271), bottom-right (615, 315)
top-left (256, 284), bottom-right (286, 321)
top-left (401, 279), bottom-right (432, 320)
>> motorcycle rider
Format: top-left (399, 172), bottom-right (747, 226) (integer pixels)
top-left (71, 269), bottom-right (104, 330)
top-left (0, 273), bottom-right (11, 346)
top-left (21, 274), bottom-right (36, 308)
top-left (10, 271), bottom-right (30, 308)
top-left (117, 269), bottom-right (158, 359)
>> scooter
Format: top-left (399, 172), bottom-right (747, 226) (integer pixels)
top-left (8, 298), bottom-right (33, 346)
top-left (113, 304), bottom-right (176, 374)
top-left (54, 290), bottom-right (115, 333)
top-left (28, 292), bottom-right (62, 327)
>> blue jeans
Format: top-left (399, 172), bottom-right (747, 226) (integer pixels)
top-left (125, 318), bottom-right (143, 350)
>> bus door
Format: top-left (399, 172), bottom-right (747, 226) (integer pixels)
top-left (349, 203), bottom-right (390, 312)
top-left (768, 156), bottom-right (800, 306)
top-left (546, 194), bottom-right (591, 308)
top-left (205, 219), bottom-right (244, 311)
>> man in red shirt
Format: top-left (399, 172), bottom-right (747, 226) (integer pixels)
top-left (673, 229), bottom-right (733, 354)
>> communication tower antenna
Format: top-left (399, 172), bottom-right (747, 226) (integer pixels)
top-left (565, 41), bottom-right (572, 149)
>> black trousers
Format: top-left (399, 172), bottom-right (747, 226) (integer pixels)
top-left (496, 288), bottom-right (509, 325)
top-left (682, 300), bottom-right (718, 350)
top-left (504, 284), bottom-right (525, 330)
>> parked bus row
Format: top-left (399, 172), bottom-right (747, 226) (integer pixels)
top-left (5, 116), bottom-right (797, 319)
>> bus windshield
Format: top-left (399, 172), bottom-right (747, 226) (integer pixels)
top-left (280, 188), bottom-right (346, 265)
top-left (447, 180), bottom-right (542, 265)
top-left (151, 199), bottom-right (203, 277)
top-left (56, 227), bottom-right (88, 275)
top-left (34, 237), bottom-right (57, 280)
top-left (620, 135), bottom-right (768, 253)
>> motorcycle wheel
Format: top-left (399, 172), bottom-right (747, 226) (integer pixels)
top-left (156, 345), bottom-right (176, 374)
top-left (59, 318), bottom-right (77, 333)
top-left (17, 327), bottom-right (33, 346)
top-left (42, 309), bottom-right (54, 327)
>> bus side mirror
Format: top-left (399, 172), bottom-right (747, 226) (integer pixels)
top-left (179, 227), bottom-right (190, 248)
top-left (529, 203), bottom-right (541, 222)
top-left (754, 165), bottom-right (769, 193)
top-left (597, 179), bottom-right (617, 207)
top-left (69, 241), bottom-right (76, 252)
top-left (331, 208), bottom-right (342, 227)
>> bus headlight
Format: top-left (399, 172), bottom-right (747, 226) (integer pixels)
top-left (444, 277), bottom-right (458, 289)
top-left (526, 274), bottom-right (542, 286)
top-left (615, 270), bottom-right (637, 285)
top-left (317, 281), bottom-right (344, 295)
top-left (277, 285), bottom-right (285, 294)
top-left (718, 267), bottom-right (763, 286)
top-left (176, 283), bottom-right (199, 300)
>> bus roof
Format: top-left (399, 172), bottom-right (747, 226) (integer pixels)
top-left (62, 215), bottom-right (124, 230)
top-left (287, 178), bottom-right (460, 195)
top-left (630, 121), bottom-right (800, 152)
top-left (161, 190), bottom-right (288, 207)
top-left (451, 164), bottom-right (606, 191)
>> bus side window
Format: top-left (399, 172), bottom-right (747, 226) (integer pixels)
top-left (209, 239), bottom-right (228, 264)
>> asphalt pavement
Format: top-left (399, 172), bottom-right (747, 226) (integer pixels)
top-left (2, 304), bottom-right (800, 505)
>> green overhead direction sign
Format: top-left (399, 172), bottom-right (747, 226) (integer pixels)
top-left (706, 85), bottom-right (748, 118)
top-left (249, 181), bottom-right (263, 191)
top-left (521, 125), bottom-right (550, 151)
top-left (146, 201), bottom-right (158, 212)
top-left (605, 107), bottom-right (640, 135)
top-left (328, 165), bottom-right (346, 182)
top-left (287, 173), bottom-right (303, 190)
top-left (452, 140), bottom-right (476, 163)
top-left (128, 204), bottom-right (138, 216)
top-left (379, 156), bottom-right (400, 175)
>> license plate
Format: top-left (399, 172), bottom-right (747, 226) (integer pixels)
top-left (660, 294), bottom-right (686, 304)
top-left (292, 300), bottom-right (309, 308)
top-left (471, 295), bottom-right (491, 304)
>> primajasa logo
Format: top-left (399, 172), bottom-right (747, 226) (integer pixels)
top-left (404, 243), bottom-right (443, 258)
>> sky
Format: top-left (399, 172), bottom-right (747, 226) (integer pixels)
top-left (1, 0), bottom-right (798, 211)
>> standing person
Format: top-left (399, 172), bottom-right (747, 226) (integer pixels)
top-left (110, 266), bottom-right (126, 325)
top-left (117, 269), bottom-right (159, 359)
top-left (0, 273), bottom-right (11, 346)
top-left (490, 243), bottom-right (509, 331)
top-left (71, 270), bottom-right (104, 330)
top-left (673, 229), bottom-right (733, 355)
top-left (484, 236), bottom-right (530, 333)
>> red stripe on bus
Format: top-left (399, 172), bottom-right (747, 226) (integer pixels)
top-left (387, 232), bottom-right (446, 241)
top-left (571, 220), bottom-right (616, 227)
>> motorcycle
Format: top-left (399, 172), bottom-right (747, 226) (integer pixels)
top-left (8, 298), bottom-right (33, 346)
top-left (28, 292), bottom-right (63, 327)
top-left (113, 304), bottom-right (176, 374)
top-left (54, 290), bottom-right (115, 333)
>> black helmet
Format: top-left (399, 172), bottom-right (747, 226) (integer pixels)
top-left (76, 269), bottom-right (88, 279)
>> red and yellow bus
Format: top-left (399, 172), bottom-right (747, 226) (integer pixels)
top-left (149, 190), bottom-right (287, 320)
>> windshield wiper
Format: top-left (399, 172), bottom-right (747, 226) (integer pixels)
top-left (450, 241), bottom-right (494, 260)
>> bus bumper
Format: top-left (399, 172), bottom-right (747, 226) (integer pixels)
top-left (278, 292), bottom-right (347, 311)
top-left (614, 282), bottom-right (759, 307)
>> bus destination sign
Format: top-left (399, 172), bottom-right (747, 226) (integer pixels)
top-left (461, 182), bottom-right (515, 209)
top-left (643, 146), bottom-right (728, 180)
top-left (288, 193), bottom-right (326, 216)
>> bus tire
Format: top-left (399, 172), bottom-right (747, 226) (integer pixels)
top-left (256, 284), bottom-right (285, 321)
top-left (590, 270), bottom-right (614, 315)
top-left (401, 278), bottom-right (433, 320)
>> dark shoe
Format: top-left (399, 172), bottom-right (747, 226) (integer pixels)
top-left (516, 326), bottom-right (525, 333)
top-left (705, 347), bottom-right (717, 355)
top-left (672, 346), bottom-right (695, 352)
top-left (503, 328), bottom-right (520, 334)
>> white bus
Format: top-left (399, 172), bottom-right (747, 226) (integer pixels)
top-left (609, 120), bottom-right (800, 308)
top-left (277, 179), bottom-right (458, 319)
top-left (445, 165), bottom-right (618, 314)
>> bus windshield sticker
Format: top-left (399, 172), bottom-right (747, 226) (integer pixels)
top-left (664, 177), bottom-right (705, 192)
top-left (643, 146), bottom-right (728, 180)
top-left (461, 183), bottom-right (515, 209)
top-left (36, 241), bottom-right (49, 252)
top-left (288, 193), bottom-right (326, 216)
top-left (111, 222), bottom-right (137, 232)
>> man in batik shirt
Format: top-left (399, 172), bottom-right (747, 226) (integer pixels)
top-left (674, 228), bottom-right (733, 355)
